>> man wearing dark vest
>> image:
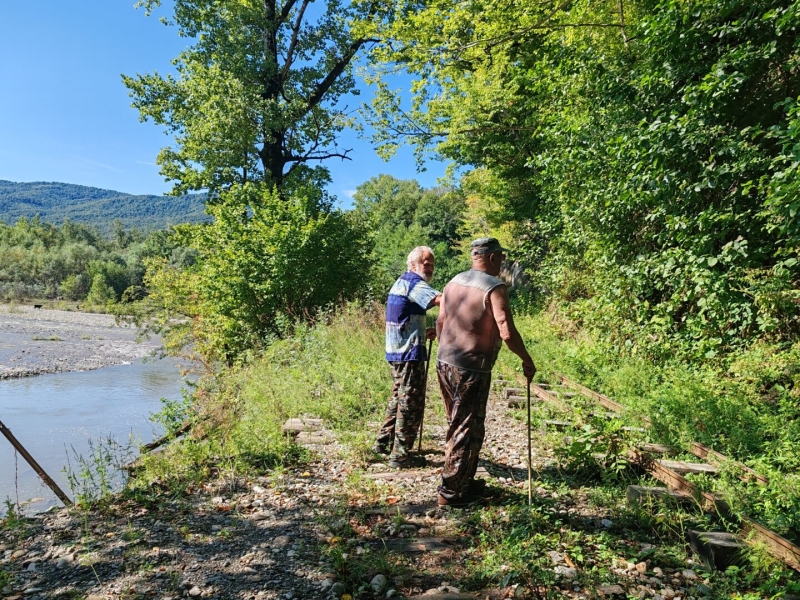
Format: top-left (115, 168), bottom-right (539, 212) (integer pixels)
top-left (435, 237), bottom-right (536, 506)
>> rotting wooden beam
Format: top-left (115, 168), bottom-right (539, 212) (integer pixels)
top-left (556, 376), bottom-right (768, 486)
top-left (741, 518), bottom-right (800, 571)
top-left (627, 449), bottom-right (726, 513)
top-left (554, 372), bottom-right (633, 416)
top-left (531, 383), bottom-right (571, 412)
top-left (656, 460), bottom-right (719, 475)
top-left (628, 449), bottom-right (800, 572)
top-left (689, 441), bottom-right (768, 485)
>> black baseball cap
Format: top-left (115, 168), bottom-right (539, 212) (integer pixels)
top-left (470, 237), bottom-right (509, 256)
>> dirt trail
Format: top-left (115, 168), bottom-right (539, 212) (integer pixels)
top-left (0, 382), bottom-right (713, 600)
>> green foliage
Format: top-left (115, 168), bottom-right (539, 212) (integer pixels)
top-left (0, 216), bottom-right (186, 303)
top-left (150, 389), bottom-right (196, 438)
top-left (124, 0), bottom-right (383, 195)
top-left (142, 183), bottom-right (372, 364)
top-left (63, 435), bottom-right (137, 507)
top-left (353, 174), bottom-right (469, 292)
top-left (495, 309), bottom-right (800, 540)
top-left (366, 0), bottom-right (800, 359)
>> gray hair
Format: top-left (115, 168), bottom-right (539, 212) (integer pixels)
top-left (407, 246), bottom-right (434, 270)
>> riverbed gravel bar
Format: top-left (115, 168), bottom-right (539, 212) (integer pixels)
top-left (0, 306), bottom-right (161, 379)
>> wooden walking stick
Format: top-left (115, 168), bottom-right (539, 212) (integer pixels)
top-left (526, 379), bottom-right (533, 506)
top-left (0, 419), bottom-right (72, 506)
top-left (417, 338), bottom-right (434, 453)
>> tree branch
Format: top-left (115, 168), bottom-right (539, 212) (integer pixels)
top-left (281, 0), bottom-right (312, 80)
top-left (277, 0), bottom-right (299, 25)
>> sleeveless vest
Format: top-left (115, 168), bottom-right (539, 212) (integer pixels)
top-left (437, 269), bottom-right (505, 372)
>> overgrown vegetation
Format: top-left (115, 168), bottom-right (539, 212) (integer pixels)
top-left (120, 305), bottom-right (800, 594)
top-left (0, 216), bottom-right (194, 306)
top-left (365, 0), bottom-right (800, 362)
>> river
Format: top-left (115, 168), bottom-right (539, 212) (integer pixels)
top-left (0, 357), bottom-right (188, 514)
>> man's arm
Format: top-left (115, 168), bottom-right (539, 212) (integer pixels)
top-left (488, 286), bottom-right (536, 380)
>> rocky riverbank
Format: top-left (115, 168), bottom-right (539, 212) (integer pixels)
top-left (0, 306), bottom-right (161, 379)
top-left (0, 382), bottom-right (721, 600)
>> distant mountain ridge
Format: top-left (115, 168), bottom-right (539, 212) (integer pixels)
top-left (0, 180), bottom-right (209, 233)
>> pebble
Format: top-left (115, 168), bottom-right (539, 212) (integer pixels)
top-left (681, 569), bottom-right (697, 580)
top-left (188, 587), bottom-right (202, 597)
top-left (330, 582), bottom-right (346, 596)
top-left (371, 574), bottom-right (388, 592)
top-left (554, 566), bottom-right (578, 579)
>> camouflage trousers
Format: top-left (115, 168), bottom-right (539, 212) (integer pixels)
top-left (375, 360), bottom-right (427, 461)
top-left (436, 361), bottom-right (492, 500)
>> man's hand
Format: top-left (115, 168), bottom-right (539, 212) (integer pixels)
top-left (425, 327), bottom-right (437, 341)
top-left (522, 358), bottom-right (536, 382)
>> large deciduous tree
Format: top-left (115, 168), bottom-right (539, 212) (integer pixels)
top-left (124, 0), bottom-right (379, 195)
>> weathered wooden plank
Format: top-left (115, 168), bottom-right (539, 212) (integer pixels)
top-left (687, 530), bottom-right (745, 570)
top-left (628, 449), bottom-right (800, 573)
top-left (626, 485), bottom-right (686, 505)
top-left (367, 537), bottom-right (461, 553)
top-left (741, 518), bottom-right (800, 572)
top-left (281, 418), bottom-right (323, 436)
top-left (555, 372), bottom-right (632, 415)
top-left (639, 443), bottom-right (677, 455)
top-left (295, 431), bottom-right (334, 445)
top-left (627, 449), bottom-right (725, 513)
top-left (657, 460), bottom-right (719, 475)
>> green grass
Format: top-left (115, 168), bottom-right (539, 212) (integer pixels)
top-left (126, 300), bottom-right (800, 595)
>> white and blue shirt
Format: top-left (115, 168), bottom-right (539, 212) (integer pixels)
top-left (385, 271), bottom-right (440, 362)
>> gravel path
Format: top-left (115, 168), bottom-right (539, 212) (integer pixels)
top-left (0, 380), bottom-right (714, 600)
top-left (0, 306), bottom-right (161, 379)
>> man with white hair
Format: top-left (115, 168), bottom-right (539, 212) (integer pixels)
top-left (374, 246), bottom-right (442, 468)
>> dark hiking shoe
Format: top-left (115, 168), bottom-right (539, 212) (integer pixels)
top-left (468, 478), bottom-right (487, 495)
top-left (437, 492), bottom-right (483, 507)
top-left (372, 442), bottom-right (391, 456)
top-left (387, 455), bottom-right (427, 469)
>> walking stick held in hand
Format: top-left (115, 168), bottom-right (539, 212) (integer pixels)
top-left (527, 379), bottom-right (533, 506)
top-left (417, 338), bottom-right (434, 454)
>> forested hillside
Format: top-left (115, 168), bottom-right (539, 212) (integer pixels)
top-left (0, 180), bottom-right (208, 233)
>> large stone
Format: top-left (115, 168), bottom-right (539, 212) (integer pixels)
top-left (686, 530), bottom-right (745, 571)
top-left (598, 585), bottom-right (626, 596)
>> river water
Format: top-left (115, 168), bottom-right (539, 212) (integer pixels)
top-left (0, 358), bottom-right (187, 514)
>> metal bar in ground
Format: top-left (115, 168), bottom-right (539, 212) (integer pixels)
top-left (0, 419), bottom-right (73, 506)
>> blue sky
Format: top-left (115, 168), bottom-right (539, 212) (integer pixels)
top-left (0, 2), bottom-right (447, 204)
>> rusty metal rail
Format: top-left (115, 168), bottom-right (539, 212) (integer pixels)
top-left (514, 376), bottom-right (799, 572)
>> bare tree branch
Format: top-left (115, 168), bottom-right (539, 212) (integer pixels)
top-left (281, 0), bottom-right (312, 80)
